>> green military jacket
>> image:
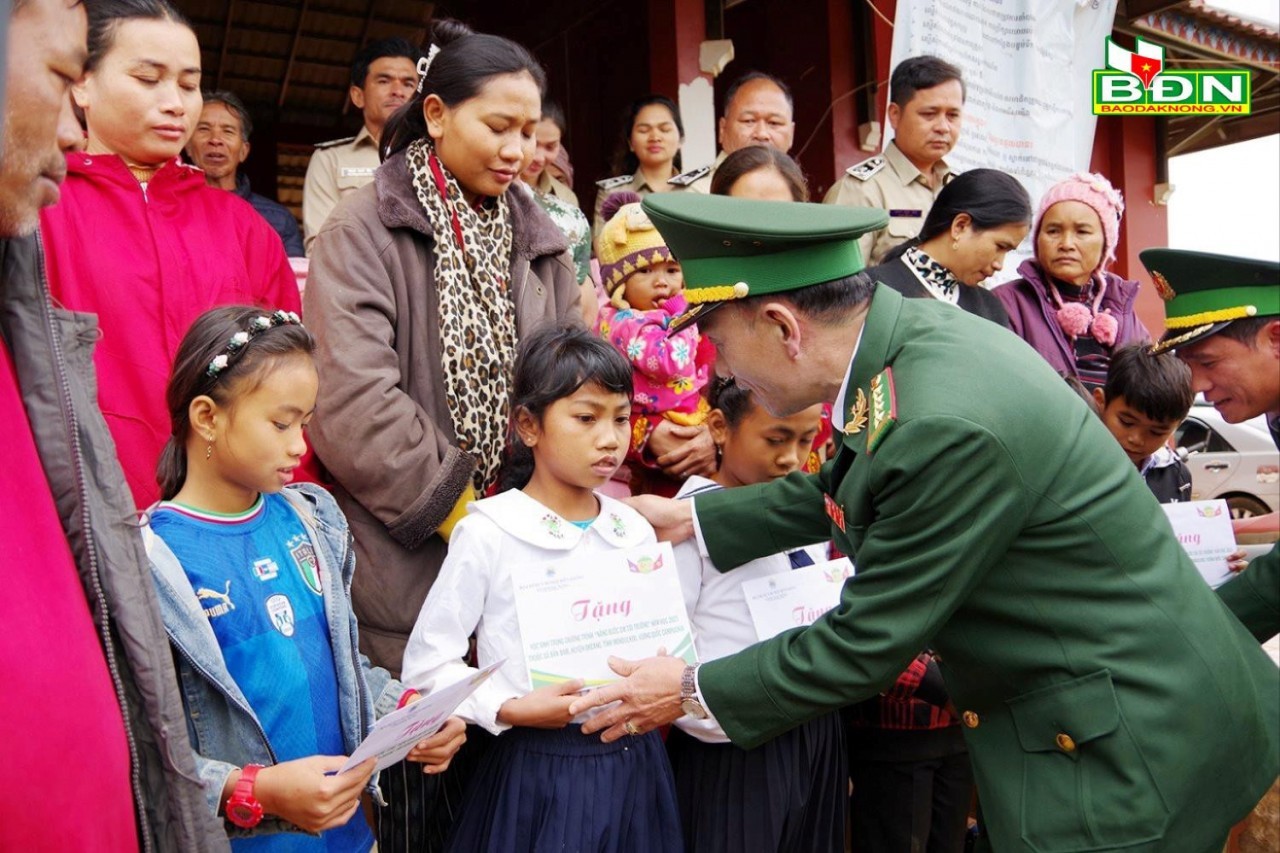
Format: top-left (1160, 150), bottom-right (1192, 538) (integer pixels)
top-left (696, 286), bottom-right (1279, 853)
top-left (1219, 543), bottom-right (1279, 642)
top-left (1215, 420), bottom-right (1280, 642)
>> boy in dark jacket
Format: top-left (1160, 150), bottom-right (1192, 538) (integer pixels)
top-left (1091, 343), bottom-right (1194, 503)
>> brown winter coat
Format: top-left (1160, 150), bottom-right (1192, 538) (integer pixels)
top-left (304, 151), bottom-right (581, 673)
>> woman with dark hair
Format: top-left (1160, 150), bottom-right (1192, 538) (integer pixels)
top-left (38, 0), bottom-right (300, 509)
top-left (710, 145), bottom-right (809, 201)
top-left (520, 100), bottom-right (577, 205)
top-left (867, 168), bottom-right (1031, 327)
top-left (303, 19), bottom-right (580, 848)
top-left (994, 171), bottom-right (1150, 389)
top-left (592, 94), bottom-right (689, 235)
top-left (518, 99), bottom-right (596, 326)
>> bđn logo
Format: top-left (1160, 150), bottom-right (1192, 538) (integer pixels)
top-left (1093, 36), bottom-right (1251, 115)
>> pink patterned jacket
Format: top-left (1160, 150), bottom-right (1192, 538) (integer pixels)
top-left (596, 293), bottom-right (712, 419)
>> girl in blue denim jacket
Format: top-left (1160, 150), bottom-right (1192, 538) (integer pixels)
top-left (144, 306), bottom-right (466, 851)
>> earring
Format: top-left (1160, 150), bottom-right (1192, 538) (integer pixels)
top-left (951, 239), bottom-right (960, 251)
top-left (205, 444), bottom-right (212, 460)
top-left (714, 444), bottom-right (723, 466)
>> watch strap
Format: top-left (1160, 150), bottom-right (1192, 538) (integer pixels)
top-left (226, 764), bottom-right (265, 828)
top-left (681, 664), bottom-right (700, 701)
top-left (235, 763), bottom-right (263, 794)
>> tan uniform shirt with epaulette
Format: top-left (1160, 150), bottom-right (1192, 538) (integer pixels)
top-left (302, 126), bottom-right (380, 254)
top-left (678, 150), bottom-right (725, 195)
top-left (591, 165), bottom-right (709, 240)
top-left (823, 140), bottom-right (953, 266)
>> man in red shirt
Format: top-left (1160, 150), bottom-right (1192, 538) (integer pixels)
top-left (0, 1), bottom-right (223, 848)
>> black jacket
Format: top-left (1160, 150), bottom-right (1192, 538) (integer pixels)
top-left (867, 255), bottom-right (1011, 329)
top-left (236, 173), bottom-right (305, 258)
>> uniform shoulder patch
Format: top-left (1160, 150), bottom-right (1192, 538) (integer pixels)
top-left (668, 164), bottom-right (712, 187)
top-left (313, 136), bottom-right (356, 151)
top-left (866, 367), bottom-right (898, 453)
top-left (596, 174), bottom-right (633, 190)
top-left (846, 157), bottom-right (886, 182)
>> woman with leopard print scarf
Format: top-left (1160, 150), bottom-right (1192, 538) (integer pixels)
top-left (303, 19), bottom-right (582, 852)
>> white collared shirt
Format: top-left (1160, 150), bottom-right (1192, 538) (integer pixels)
top-left (673, 476), bottom-right (829, 742)
top-left (829, 325), bottom-right (865, 433)
top-left (401, 489), bottom-right (656, 735)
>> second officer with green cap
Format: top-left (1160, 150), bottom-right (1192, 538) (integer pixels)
top-left (570, 193), bottom-right (1280, 853)
top-left (1144, 247), bottom-right (1280, 643)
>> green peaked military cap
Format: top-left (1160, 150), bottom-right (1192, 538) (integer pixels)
top-left (642, 193), bottom-right (888, 329)
top-left (1141, 248), bottom-right (1280, 353)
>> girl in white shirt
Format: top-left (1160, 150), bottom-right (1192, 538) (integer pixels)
top-left (401, 325), bottom-right (682, 852)
top-left (669, 377), bottom-right (846, 852)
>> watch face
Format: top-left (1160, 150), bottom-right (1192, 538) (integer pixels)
top-left (227, 799), bottom-right (263, 828)
top-left (681, 698), bottom-right (708, 720)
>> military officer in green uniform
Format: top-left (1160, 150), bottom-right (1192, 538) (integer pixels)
top-left (570, 194), bottom-right (1280, 853)
top-left (1144, 248), bottom-right (1280, 643)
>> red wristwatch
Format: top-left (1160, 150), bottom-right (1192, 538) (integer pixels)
top-left (225, 764), bottom-right (265, 828)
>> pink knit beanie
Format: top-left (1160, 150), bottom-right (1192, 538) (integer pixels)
top-left (1034, 172), bottom-right (1125, 270)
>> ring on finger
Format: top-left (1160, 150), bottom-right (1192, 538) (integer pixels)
top-left (623, 720), bottom-right (640, 736)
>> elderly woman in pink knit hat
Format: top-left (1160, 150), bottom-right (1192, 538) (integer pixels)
top-left (994, 172), bottom-right (1149, 389)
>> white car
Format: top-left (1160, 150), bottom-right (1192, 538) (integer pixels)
top-left (1175, 405), bottom-right (1279, 519)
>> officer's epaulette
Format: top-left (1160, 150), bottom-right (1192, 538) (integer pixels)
top-left (668, 164), bottom-right (712, 187)
top-left (866, 367), bottom-right (897, 452)
top-left (845, 157), bottom-right (886, 182)
top-left (596, 174), bottom-right (633, 190)
top-left (313, 136), bottom-right (356, 150)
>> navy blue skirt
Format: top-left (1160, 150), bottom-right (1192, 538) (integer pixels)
top-left (446, 724), bottom-right (684, 853)
top-left (665, 712), bottom-right (847, 853)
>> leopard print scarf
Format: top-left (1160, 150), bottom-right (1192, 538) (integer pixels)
top-left (407, 139), bottom-right (517, 493)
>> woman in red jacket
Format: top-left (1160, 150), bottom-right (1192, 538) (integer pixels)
top-left (39, 0), bottom-right (299, 509)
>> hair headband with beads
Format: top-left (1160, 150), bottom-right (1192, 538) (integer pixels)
top-left (416, 44), bottom-right (441, 94)
top-left (206, 310), bottom-right (303, 378)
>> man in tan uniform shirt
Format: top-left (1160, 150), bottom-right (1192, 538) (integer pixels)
top-left (825, 56), bottom-right (964, 265)
top-left (303, 37), bottom-right (421, 253)
top-left (675, 71), bottom-right (796, 194)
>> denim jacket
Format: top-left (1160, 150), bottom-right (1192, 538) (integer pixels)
top-left (143, 483), bottom-right (402, 838)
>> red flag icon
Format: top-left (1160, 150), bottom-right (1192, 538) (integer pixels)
top-left (1105, 37), bottom-right (1165, 89)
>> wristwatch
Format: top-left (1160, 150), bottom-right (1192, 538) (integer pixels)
top-left (225, 764), bottom-right (265, 829)
top-left (680, 664), bottom-right (708, 719)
